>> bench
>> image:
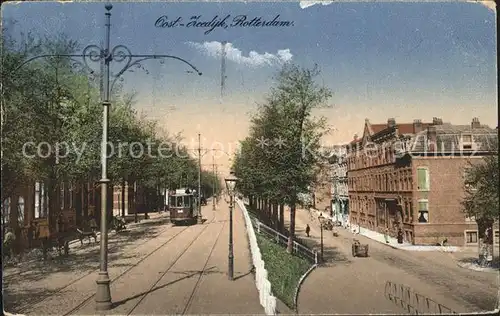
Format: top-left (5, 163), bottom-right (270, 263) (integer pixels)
top-left (76, 228), bottom-right (98, 246)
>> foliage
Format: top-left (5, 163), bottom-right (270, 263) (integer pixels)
top-left (256, 233), bottom-right (311, 309)
top-left (232, 63), bottom-right (332, 251)
top-left (462, 147), bottom-right (499, 235)
top-left (1, 31), bottom-right (204, 227)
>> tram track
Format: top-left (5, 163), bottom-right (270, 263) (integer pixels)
top-left (181, 219), bottom-right (227, 315)
top-left (125, 216), bottom-right (224, 315)
top-left (61, 216), bottom-right (216, 316)
top-left (6, 216), bottom-right (171, 280)
top-left (15, 221), bottom-right (177, 314)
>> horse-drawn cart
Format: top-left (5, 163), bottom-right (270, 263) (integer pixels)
top-left (352, 239), bottom-right (369, 257)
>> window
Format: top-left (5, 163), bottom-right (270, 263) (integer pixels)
top-left (18, 197), bottom-right (25, 225)
top-left (461, 134), bottom-right (473, 150)
top-left (495, 230), bottom-right (499, 245)
top-left (169, 196), bottom-right (176, 206)
top-left (417, 167), bottom-right (430, 191)
top-left (35, 182), bottom-right (47, 218)
top-left (465, 231), bottom-right (478, 244)
top-left (461, 134), bottom-right (472, 143)
top-left (409, 201), bottom-right (413, 221)
top-left (417, 199), bottom-right (429, 223)
top-left (2, 197), bottom-right (11, 226)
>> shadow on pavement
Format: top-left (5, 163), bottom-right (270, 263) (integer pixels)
top-left (3, 224), bottom-right (170, 314)
top-left (110, 266), bottom-right (220, 309)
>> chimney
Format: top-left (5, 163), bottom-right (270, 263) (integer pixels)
top-left (471, 117), bottom-right (481, 129)
top-left (427, 125), bottom-right (437, 152)
top-left (387, 118), bottom-right (396, 127)
top-left (413, 119), bottom-right (422, 133)
top-left (432, 117), bottom-right (443, 125)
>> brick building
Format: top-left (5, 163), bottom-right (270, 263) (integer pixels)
top-left (347, 117), bottom-right (498, 246)
top-left (2, 178), bottom-right (161, 250)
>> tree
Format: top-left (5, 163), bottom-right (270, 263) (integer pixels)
top-left (462, 145), bottom-right (499, 264)
top-left (232, 64), bottom-right (332, 253)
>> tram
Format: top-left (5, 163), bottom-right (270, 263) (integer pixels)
top-left (168, 188), bottom-right (197, 225)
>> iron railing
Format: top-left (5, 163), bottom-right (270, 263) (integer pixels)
top-left (384, 281), bottom-right (457, 314)
top-left (252, 218), bottom-right (318, 264)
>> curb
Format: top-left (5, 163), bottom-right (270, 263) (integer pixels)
top-left (456, 261), bottom-right (499, 274)
top-left (293, 263), bottom-right (318, 314)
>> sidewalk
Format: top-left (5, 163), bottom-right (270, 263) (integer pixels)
top-left (286, 208), bottom-right (474, 314)
top-left (3, 213), bottom-right (173, 314)
top-left (309, 209), bottom-right (461, 253)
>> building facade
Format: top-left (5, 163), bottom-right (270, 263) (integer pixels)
top-left (347, 117), bottom-right (498, 246)
top-left (330, 145), bottom-right (349, 225)
top-left (2, 178), bottom-right (161, 251)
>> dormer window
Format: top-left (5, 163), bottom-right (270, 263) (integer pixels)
top-left (461, 134), bottom-right (473, 150)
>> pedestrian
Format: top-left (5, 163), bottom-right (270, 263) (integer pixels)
top-left (384, 228), bottom-right (390, 243)
top-left (4, 227), bottom-right (16, 259)
top-left (397, 228), bottom-right (404, 244)
top-left (89, 215), bottom-right (98, 233)
top-left (306, 224), bottom-right (311, 237)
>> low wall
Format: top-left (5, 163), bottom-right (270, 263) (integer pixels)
top-left (236, 198), bottom-right (277, 315)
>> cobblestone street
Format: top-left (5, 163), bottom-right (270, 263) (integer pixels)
top-left (285, 209), bottom-right (499, 314)
top-left (3, 202), bottom-right (262, 315)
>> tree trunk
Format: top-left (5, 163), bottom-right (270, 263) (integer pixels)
top-left (121, 181), bottom-right (126, 217)
top-left (272, 202), bottom-right (279, 230)
top-left (287, 202), bottom-right (296, 253)
top-left (279, 203), bottom-right (285, 233)
top-left (47, 176), bottom-right (59, 235)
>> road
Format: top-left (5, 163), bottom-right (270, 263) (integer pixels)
top-left (3, 201), bottom-right (263, 315)
top-left (284, 208), bottom-right (499, 314)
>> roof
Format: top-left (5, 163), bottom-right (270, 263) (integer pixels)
top-left (408, 123), bottom-right (497, 153)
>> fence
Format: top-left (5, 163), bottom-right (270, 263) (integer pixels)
top-left (384, 281), bottom-right (457, 314)
top-left (254, 219), bottom-right (319, 264)
top-left (235, 198), bottom-right (277, 315)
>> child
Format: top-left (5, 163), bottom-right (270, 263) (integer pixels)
top-left (306, 224), bottom-right (311, 237)
top-left (384, 228), bottom-right (390, 243)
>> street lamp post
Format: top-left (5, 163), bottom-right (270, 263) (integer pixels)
top-left (9, 4), bottom-right (202, 311)
top-left (225, 172), bottom-right (239, 280)
top-left (197, 133), bottom-right (203, 224)
top-left (318, 213), bottom-right (325, 263)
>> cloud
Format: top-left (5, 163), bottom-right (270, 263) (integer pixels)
top-left (186, 41), bottom-right (293, 67)
top-left (299, 1), bottom-right (335, 9)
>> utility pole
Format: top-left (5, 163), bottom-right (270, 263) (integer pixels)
top-left (197, 133), bottom-right (203, 224)
top-left (215, 164), bottom-right (219, 204)
top-left (220, 41), bottom-right (227, 102)
top-left (7, 4), bottom-right (202, 311)
top-left (212, 155), bottom-right (217, 211)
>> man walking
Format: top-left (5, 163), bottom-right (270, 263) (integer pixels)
top-left (306, 224), bottom-right (311, 237)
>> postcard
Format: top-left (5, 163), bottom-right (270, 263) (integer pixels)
top-left (1, 1), bottom-right (498, 315)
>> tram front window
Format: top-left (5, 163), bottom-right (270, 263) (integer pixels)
top-left (183, 196), bottom-right (191, 207)
top-left (176, 196), bottom-right (184, 207)
top-left (169, 196), bottom-right (176, 207)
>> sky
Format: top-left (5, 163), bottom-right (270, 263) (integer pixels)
top-left (2, 0), bottom-right (497, 174)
